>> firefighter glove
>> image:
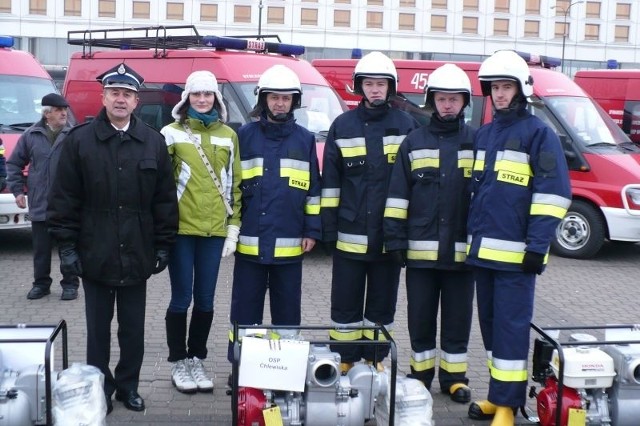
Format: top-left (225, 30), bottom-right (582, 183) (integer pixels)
top-left (222, 225), bottom-right (240, 258)
top-left (59, 243), bottom-right (82, 277)
top-left (389, 250), bottom-right (407, 268)
top-left (522, 251), bottom-right (545, 275)
top-left (153, 249), bottom-right (169, 274)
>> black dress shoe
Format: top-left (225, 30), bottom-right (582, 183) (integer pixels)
top-left (115, 390), bottom-right (145, 411)
top-left (27, 287), bottom-right (51, 300)
top-left (61, 288), bottom-right (78, 300)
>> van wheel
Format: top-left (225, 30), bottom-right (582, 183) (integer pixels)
top-left (551, 200), bottom-right (605, 259)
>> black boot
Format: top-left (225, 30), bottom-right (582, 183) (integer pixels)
top-left (165, 310), bottom-right (188, 362)
top-left (187, 310), bottom-right (214, 360)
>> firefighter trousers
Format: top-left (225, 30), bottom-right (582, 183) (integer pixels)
top-left (474, 267), bottom-right (535, 408)
top-left (329, 254), bottom-right (400, 363)
top-left (227, 257), bottom-right (302, 362)
top-left (406, 268), bottom-right (474, 391)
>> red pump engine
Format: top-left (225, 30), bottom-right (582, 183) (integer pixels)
top-left (536, 376), bottom-right (583, 426)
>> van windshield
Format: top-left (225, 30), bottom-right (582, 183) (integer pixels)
top-left (539, 96), bottom-right (630, 146)
top-left (234, 83), bottom-right (346, 135)
top-left (0, 75), bottom-right (58, 131)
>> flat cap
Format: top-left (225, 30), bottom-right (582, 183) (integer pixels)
top-left (96, 63), bottom-right (144, 92)
top-left (41, 93), bottom-right (69, 107)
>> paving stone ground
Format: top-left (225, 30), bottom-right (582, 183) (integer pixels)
top-left (1, 228), bottom-right (639, 425)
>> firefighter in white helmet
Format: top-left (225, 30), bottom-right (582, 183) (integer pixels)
top-left (384, 63), bottom-right (476, 403)
top-left (226, 64), bottom-right (321, 374)
top-left (321, 51), bottom-right (419, 373)
top-left (466, 50), bottom-right (571, 425)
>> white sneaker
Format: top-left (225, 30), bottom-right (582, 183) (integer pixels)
top-left (189, 357), bottom-right (214, 392)
top-left (171, 359), bottom-right (197, 393)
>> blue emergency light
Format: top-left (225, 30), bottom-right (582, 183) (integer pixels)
top-left (516, 51), bottom-right (561, 69)
top-left (201, 36), bottom-right (305, 56)
top-left (0, 36), bottom-right (15, 48)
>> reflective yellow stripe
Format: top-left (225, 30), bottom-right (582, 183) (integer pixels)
top-left (454, 242), bottom-right (467, 262)
top-left (458, 158), bottom-right (474, 169)
top-left (281, 168), bottom-right (310, 182)
top-left (494, 150), bottom-right (532, 176)
top-left (237, 235), bottom-right (259, 256)
top-left (473, 150), bottom-right (485, 171)
top-left (407, 240), bottom-right (438, 261)
top-left (490, 358), bottom-right (528, 382)
top-left (440, 351), bottom-right (468, 374)
top-left (410, 357), bottom-right (436, 372)
top-left (321, 188), bottom-right (340, 208)
top-left (411, 157), bottom-right (439, 170)
top-left (336, 137), bottom-right (367, 158)
top-left (337, 232), bottom-right (368, 254)
top-left (384, 197), bottom-right (408, 219)
top-left (305, 196), bottom-right (320, 215)
top-left (530, 193), bottom-right (571, 219)
top-left (478, 237), bottom-right (526, 264)
top-left (363, 329), bottom-right (392, 341)
top-left (241, 158), bottom-right (264, 179)
top-left (275, 238), bottom-right (303, 257)
top-left (330, 329), bottom-right (363, 340)
top-left (410, 148), bottom-right (439, 171)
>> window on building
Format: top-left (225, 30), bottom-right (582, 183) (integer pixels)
top-left (132, 1), bottom-right (150, 19)
top-left (463, 0), bottom-right (478, 11)
top-left (525, 0), bottom-right (539, 14)
top-left (400, 0), bottom-right (415, 6)
top-left (585, 23), bottom-right (599, 40)
top-left (167, 2), bottom-right (183, 20)
top-left (98, 0), bottom-right (115, 18)
top-left (303, 0), bottom-right (317, 2)
top-left (494, 18), bottom-right (509, 36)
top-left (334, 0), bottom-right (351, 3)
top-left (234, 5), bottom-right (251, 23)
top-left (616, 3), bottom-right (631, 19)
top-left (267, 6), bottom-right (284, 24)
top-left (614, 25), bottom-right (629, 42)
top-left (431, 14), bottom-right (446, 31)
top-left (495, 0), bottom-right (509, 12)
top-left (554, 21), bottom-right (567, 38)
top-left (367, 11), bottom-right (383, 29)
top-left (524, 20), bottom-right (540, 37)
top-left (301, 8), bottom-right (317, 25)
top-left (432, 0), bottom-right (447, 9)
top-left (585, 2), bottom-right (600, 18)
top-left (399, 12), bottom-right (415, 30)
top-left (200, 3), bottom-right (218, 21)
top-left (29, 0), bottom-right (46, 15)
top-left (368, 0), bottom-right (383, 5)
top-left (462, 17), bottom-right (478, 34)
top-left (334, 10), bottom-right (350, 27)
top-left (64, 0), bottom-right (81, 16)
top-left (0, 0), bottom-right (10, 13)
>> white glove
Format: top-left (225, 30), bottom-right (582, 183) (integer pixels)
top-left (222, 225), bottom-right (240, 258)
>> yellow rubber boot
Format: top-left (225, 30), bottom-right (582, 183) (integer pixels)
top-left (490, 406), bottom-right (515, 426)
top-left (366, 360), bottom-right (385, 372)
top-left (468, 400), bottom-right (497, 420)
top-left (340, 362), bottom-right (354, 375)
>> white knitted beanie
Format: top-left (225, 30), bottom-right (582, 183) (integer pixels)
top-left (171, 70), bottom-right (228, 122)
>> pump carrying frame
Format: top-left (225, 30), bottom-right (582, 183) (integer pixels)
top-left (230, 323), bottom-right (398, 425)
top-left (0, 320), bottom-right (68, 426)
top-left (530, 322), bottom-right (640, 426)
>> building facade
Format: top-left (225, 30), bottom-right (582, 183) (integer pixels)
top-left (1, 0), bottom-right (639, 75)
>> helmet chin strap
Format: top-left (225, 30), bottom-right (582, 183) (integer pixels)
top-left (366, 98), bottom-right (388, 108)
top-left (267, 110), bottom-right (292, 122)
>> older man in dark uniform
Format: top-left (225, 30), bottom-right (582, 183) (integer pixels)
top-left (47, 63), bottom-right (178, 414)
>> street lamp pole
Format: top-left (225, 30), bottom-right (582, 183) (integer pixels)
top-left (552, 1), bottom-right (584, 74)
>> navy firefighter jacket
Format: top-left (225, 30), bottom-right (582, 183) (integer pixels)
top-left (466, 105), bottom-right (572, 272)
top-left (321, 101), bottom-right (419, 261)
top-left (236, 113), bottom-right (321, 264)
top-left (384, 116), bottom-right (475, 269)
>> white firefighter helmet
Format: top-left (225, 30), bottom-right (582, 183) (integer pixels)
top-left (255, 64), bottom-right (302, 109)
top-left (478, 50), bottom-right (533, 97)
top-left (352, 51), bottom-right (398, 97)
top-left (425, 63), bottom-right (472, 108)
